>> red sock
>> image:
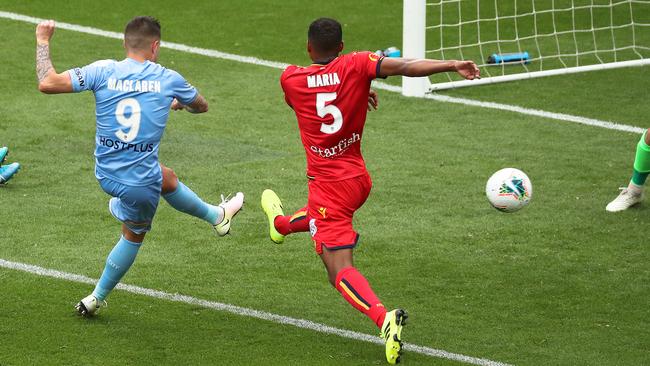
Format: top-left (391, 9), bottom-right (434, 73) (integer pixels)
top-left (335, 266), bottom-right (387, 328)
top-left (273, 206), bottom-right (309, 235)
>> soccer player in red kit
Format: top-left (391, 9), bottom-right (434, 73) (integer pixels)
top-left (261, 18), bottom-right (480, 364)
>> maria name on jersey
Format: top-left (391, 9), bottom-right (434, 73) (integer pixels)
top-left (107, 78), bottom-right (162, 93)
top-left (307, 72), bottom-right (340, 88)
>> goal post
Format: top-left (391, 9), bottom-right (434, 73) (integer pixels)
top-left (402, 0), bottom-right (650, 94)
top-left (403, 0), bottom-right (431, 96)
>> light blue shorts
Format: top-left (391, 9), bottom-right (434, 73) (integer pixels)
top-left (98, 177), bottom-right (162, 234)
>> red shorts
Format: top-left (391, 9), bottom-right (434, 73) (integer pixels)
top-left (307, 173), bottom-right (372, 255)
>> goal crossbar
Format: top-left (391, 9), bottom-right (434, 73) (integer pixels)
top-left (430, 58), bottom-right (650, 91)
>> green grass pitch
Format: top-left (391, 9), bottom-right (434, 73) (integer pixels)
top-left (0, 1), bottom-right (648, 365)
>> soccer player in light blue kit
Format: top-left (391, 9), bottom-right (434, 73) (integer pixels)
top-left (35, 17), bottom-right (244, 316)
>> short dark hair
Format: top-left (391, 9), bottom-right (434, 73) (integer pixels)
top-left (124, 16), bottom-right (161, 50)
top-left (308, 18), bottom-right (342, 54)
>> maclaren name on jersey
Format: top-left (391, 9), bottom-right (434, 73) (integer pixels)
top-left (107, 78), bottom-right (161, 93)
top-left (307, 72), bottom-right (340, 88)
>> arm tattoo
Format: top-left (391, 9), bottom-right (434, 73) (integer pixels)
top-left (36, 44), bottom-right (54, 82)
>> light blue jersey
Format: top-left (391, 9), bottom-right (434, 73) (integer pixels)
top-left (68, 58), bottom-right (198, 186)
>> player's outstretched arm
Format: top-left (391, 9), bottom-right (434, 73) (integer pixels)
top-left (171, 94), bottom-right (209, 114)
top-left (378, 58), bottom-right (480, 80)
top-left (35, 20), bottom-right (73, 94)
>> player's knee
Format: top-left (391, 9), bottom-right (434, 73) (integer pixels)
top-left (122, 225), bottom-right (146, 243)
top-left (645, 128), bottom-right (650, 145)
top-left (323, 265), bottom-right (339, 287)
top-left (327, 272), bottom-right (337, 287)
top-left (161, 166), bottom-right (178, 193)
top-left (327, 266), bottom-right (348, 287)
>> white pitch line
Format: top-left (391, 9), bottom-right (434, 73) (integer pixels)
top-left (0, 11), bottom-right (288, 70)
top-left (0, 10), bottom-right (644, 135)
top-left (0, 258), bottom-right (514, 366)
top-left (423, 93), bottom-right (646, 134)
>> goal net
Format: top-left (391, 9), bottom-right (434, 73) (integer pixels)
top-left (402, 0), bottom-right (650, 95)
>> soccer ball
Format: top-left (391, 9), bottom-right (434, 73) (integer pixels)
top-left (485, 168), bottom-right (532, 212)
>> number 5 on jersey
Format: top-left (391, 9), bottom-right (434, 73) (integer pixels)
top-left (317, 92), bottom-right (343, 134)
top-left (115, 98), bottom-right (141, 143)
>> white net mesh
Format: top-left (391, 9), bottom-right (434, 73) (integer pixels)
top-left (425, 0), bottom-right (650, 85)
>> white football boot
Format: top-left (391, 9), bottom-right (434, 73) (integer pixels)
top-left (606, 186), bottom-right (644, 212)
top-left (214, 192), bottom-right (245, 236)
top-left (75, 294), bottom-right (106, 316)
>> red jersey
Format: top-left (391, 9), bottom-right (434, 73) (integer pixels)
top-left (280, 51), bottom-right (383, 182)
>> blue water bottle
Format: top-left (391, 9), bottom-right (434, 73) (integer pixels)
top-left (487, 52), bottom-right (530, 64)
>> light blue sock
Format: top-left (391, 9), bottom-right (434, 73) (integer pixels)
top-left (162, 181), bottom-right (222, 224)
top-left (92, 236), bottom-right (142, 301)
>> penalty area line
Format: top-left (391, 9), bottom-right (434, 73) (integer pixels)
top-left (0, 258), bottom-right (513, 366)
top-left (0, 10), bottom-right (644, 135)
